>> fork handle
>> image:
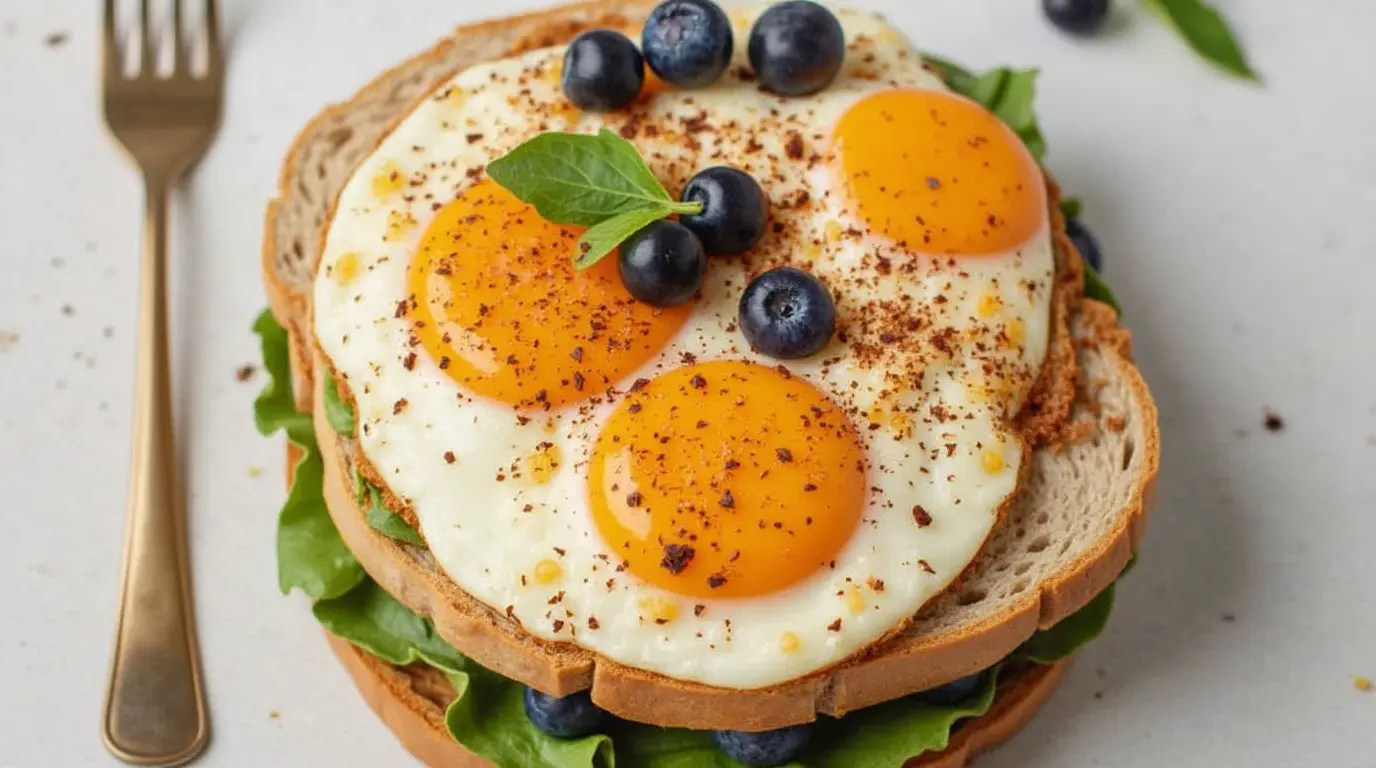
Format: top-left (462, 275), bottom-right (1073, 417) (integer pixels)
top-left (101, 178), bottom-right (209, 767)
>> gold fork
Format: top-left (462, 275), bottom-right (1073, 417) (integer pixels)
top-left (100, 0), bottom-right (222, 764)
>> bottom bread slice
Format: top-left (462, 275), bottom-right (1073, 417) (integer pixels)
top-left (325, 631), bottom-right (1067, 768)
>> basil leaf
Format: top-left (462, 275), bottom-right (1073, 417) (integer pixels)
top-left (1083, 262), bottom-right (1123, 315)
top-left (1019, 583), bottom-right (1116, 664)
top-left (574, 205), bottom-right (672, 270)
top-left (323, 374), bottom-right (356, 437)
top-left (1143, 0), bottom-right (1257, 80)
top-left (1060, 197), bottom-right (1083, 220)
top-left (362, 480), bottom-right (426, 547)
top-left (487, 129), bottom-right (698, 227)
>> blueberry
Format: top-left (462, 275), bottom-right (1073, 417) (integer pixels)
top-left (679, 166), bottom-right (769, 255)
top-left (739, 267), bottom-right (835, 359)
top-left (712, 724), bottom-right (812, 767)
top-left (1065, 218), bottom-right (1103, 272)
top-left (1042, 0), bottom-right (1110, 35)
top-left (617, 220), bottom-right (707, 307)
top-left (914, 672), bottom-right (985, 707)
top-left (642, 0), bottom-right (734, 88)
top-left (562, 30), bottom-right (644, 111)
top-left (522, 687), bottom-right (608, 738)
top-left (747, 1), bottom-right (845, 96)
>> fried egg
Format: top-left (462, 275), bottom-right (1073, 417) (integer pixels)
top-left (312, 5), bottom-right (1054, 689)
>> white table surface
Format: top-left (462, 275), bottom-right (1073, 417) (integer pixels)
top-left (2, 0), bottom-right (1373, 766)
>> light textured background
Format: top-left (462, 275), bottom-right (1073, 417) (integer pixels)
top-left (1, 0), bottom-right (1372, 766)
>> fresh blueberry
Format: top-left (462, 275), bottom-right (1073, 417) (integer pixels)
top-left (739, 267), bottom-right (835, 359)
top-left (1042, 0), bottom-right (1111, 35)
top-left (642, 0), bottom-right (734, 88)
top-left (914, 672), bottom-right (985, 707)
top-left (522, 686), bottom-right (608, 738)
top-left (712, 724), bottom-right (812, 767)
top-left (679, 166), bottom-right (769, 255)
top-left (562, 30), bottom-right (645, 111)
top-left (747, 1), bottom-right (845, 96)
top-left (617, 220), bottom-right (707, 307)
top-left (1065, 218), bottom-right (1103, 272)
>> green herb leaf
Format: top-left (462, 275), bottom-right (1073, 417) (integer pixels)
top-left (926, 58), bottom-right (1047, 160)
top-left (1060, 197), bottom-right (1083, 220)
top-left (252, 310), bottom-right (311, 444)
top-left (254, 310), bottom-right (365, 600)
top-left (487, 129), bottom-right (699, 227)
top-left (314, 580), bottom-right (465, 672)
top-left (323, 374), bottom-right (356, 437)
top-left (359, 475), bottom-right (426, 547)
top-left (1143, 0), bottom-right (1258, 80)
top-left (1083, 262), bottom-right (1123, 315)
top-left (1019, 583), bottom-right (1116, 664)
top-left (574, 205), bottom-right (673, 269)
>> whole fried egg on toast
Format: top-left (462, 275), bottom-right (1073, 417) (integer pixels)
top-left (312, 4), bottom-right (1054, 689)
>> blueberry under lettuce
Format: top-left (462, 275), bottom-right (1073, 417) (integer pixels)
top-left (256, 43), bottom-right (1127, 767)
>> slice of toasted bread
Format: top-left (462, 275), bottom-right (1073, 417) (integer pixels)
top-left (325, 630), bottom-right (1067, 768)
top-left (264, 0), bottom-right (1158, 737)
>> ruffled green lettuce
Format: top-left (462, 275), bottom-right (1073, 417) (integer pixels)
top-left (254, 310), bottom-right (364, 600)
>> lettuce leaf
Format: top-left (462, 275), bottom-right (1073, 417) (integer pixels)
top-left (360, 476), bottom-right (426, 547)
top-left (1020, 583), bottom-right (1115, 664)
top-left (323, 373), bottom-right (357, 437)
top-left (1082, 263), bottom-right (1122, 315)
top-left (254, 310), bottom-right (365, 600)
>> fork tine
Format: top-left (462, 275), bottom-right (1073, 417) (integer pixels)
top-left (103, 0), bottom-right (122, 80)
top-left (137, 0), bottom-right (153, 75)
top-left (205, 0), bottom-right (223, 71)
top-left (170, 0), bottom-right (185, 75)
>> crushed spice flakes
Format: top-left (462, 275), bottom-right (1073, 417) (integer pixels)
top-left (1263, 408), bottom-right (1284, 432)
top-left (235, 364), bottom-right (256, 382)
top-left (660, 543), bottom-right (695, 574)
top-left (912, 505), bottom-right (932, 527)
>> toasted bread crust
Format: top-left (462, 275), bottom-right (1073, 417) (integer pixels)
top-left (325, 631), bottom-right (1066, 768)
top-left (267, 0), bottom-right (1158, 737)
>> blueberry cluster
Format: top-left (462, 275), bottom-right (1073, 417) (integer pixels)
top-left (558, 0), bottom-right (844, 361)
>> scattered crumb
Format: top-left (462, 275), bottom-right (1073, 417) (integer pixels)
top-left (1232, 428), bottom-right (1248, 439)
top-left (235, 364), bottom-right (257, 382)
top-left (269, 710), bottom-right (281, 719)
top-left (60, 304), bottom-right (74, 317)
top-left (103, 326), bottom-right (115, 339)
top-left (50, 257), bottom-right (64, 268)
top-left (1094, 667), bottom-right (1106, 678)
top-left (0, 330), bottom-right (17, 353)
top-left (1221, 613), bottom-right (1236, 623)
top-left (1262, 408), bottom-right (1284, 432)
top-left (1356, 676), bottom-right (1372, 693)
top-left (246, 466), bottom-right (263, 478)
top-left (44, 31), bottom-right (67, 48)
top-left (1367, 435), bottom-right (1375, 448)
top-left (1093, 691), bottom-right (1103, 700)
top-left (98, 401), bottom-right (108, 412)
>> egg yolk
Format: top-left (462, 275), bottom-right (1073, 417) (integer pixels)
top-left (408, 179), bottom-right (692, 410)
top-left (833, 89), bottom-right (1046, 256)
top-left (588, 361), bottom-right (867, 599)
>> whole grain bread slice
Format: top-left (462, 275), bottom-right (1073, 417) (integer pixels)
top-left (264, 0), bottom-right (1158, 734)
top-left (324, 630), bottom-right (1067, 768)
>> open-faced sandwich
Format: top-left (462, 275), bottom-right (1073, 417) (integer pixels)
top-left (255, 1), bottom-right (1159, 765)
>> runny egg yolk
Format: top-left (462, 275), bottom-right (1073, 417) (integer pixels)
top-left (587, 361), bottom-right (867, 599)
top-left (833, 89), bottom-right (1046, 256)
top-left (408, 179), bottom-right (692, 410)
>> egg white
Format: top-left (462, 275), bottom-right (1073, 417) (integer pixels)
top-left (313, 5), bottom-right (1055, 689)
